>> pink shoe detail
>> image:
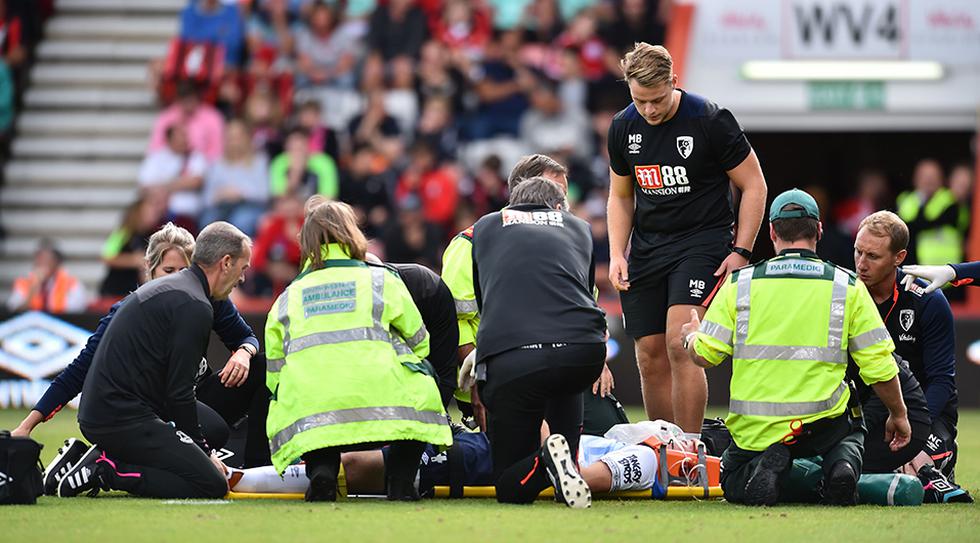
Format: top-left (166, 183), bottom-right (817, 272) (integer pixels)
top-left (96, 453), bottom-right (142, 478)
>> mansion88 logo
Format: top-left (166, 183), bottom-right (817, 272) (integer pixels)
top-left (634, 165), bottom-right (690, 196)
top-left (0, 312), bottom-right (91, 408)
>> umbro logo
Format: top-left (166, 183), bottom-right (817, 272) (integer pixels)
top-left (627, 133), bottom-right (642, 154)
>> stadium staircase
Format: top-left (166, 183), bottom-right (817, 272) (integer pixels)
top-left (0, 0), bottom-right (183, 300)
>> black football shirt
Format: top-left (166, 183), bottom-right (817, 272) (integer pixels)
top-left (607, 90), bottom-right (751, 262)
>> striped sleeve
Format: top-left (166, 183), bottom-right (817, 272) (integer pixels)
top-left (441, 233), bottom-right (479, 346)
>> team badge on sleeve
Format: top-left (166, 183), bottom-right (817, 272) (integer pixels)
top-left (676, 136), bottom-right (694, 159)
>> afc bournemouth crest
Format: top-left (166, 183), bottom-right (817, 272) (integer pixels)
top-left (899, 309), bottom-right (915, 332)
top-left (676, 136), bottom-right (693, 159)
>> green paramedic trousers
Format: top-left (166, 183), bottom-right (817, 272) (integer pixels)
top-left (721, 414), bottom-right (865, 504)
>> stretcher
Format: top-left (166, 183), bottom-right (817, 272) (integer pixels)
top-left (227, 485), bottom-right (724, 501)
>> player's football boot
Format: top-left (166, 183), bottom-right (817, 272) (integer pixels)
top-left (540, 434), bottom-right (591, 509)
top-left (919, 464), bottom-right (974, 504)
top-left (57, 444), bottom-right (108, 498)
top-left (43, 438), bottom-right (89, 496)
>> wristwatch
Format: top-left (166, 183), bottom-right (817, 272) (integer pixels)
top-left (732, 247), bottom-right (753, 260)
top-left (238, 344), bottom-right (257, 358)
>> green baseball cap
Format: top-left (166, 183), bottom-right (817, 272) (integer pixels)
top-left (769, 188), bottom-right (820, 221)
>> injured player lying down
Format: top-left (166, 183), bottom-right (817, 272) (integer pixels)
top-left (223, 421), bottom-right (707, 499)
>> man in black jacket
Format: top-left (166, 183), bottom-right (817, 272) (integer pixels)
top-left (472, 177), bottom-right (607, 508)
top-left (59, 222), bottom-right (252, 499)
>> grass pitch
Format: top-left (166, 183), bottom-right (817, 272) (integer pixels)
top-left (3, 408), bottom-right (978, 543)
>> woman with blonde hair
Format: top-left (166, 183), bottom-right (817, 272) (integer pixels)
top-left (265, 196), bottom-right (451, 501)
top-left (18, 223), bottom-right (271, 494)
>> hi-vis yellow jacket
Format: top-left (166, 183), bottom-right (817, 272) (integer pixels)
top-left (265, 244), bottom-right (452, 473)
top-left (693, 249), bottom-right (898, 451)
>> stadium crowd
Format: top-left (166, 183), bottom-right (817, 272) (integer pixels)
top-left (98, 0), bottom-right (674, 302)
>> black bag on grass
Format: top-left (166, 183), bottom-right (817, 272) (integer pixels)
top-left (0, 430), bottom-right (43, 504)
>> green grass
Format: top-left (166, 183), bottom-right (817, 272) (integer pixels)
top-left (4, 408), bottom-right (979, 543)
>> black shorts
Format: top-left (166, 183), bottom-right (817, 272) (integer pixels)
top-left (620, 250), bottom-right (728, 337)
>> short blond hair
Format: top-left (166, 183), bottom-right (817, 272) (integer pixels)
top-left (858, 211), bottom-right (909, 254)
top-left (300, 196), bottom-right (368, 267)
top-left (145, 222), bottom-right (194, 277)
top-left (620, 42), bottom-right (673, 87)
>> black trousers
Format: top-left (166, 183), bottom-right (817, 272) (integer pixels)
top-left (478, 342), bottom-right (605, 504)
top-left (196, 354), bottom-right (271, 467)
top-left (862, 409), bottom-right (930, 473)
top-left (720, 414), bottom-right (865, 505)
top-left (81, 418), bottom-right (228, 499)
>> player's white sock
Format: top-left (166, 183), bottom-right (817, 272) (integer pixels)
top-left (227, 465), bottom-right (309, 493)
top-left (599, 444), bottom-right (657, 492)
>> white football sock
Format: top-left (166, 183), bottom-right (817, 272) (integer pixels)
top-left (228, 465), bottom-right (309, 493)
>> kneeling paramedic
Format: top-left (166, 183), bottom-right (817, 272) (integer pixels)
top-left (265, 198), bottom-right (452, 502)
top-left (682, 189), bottom-right (911, 506)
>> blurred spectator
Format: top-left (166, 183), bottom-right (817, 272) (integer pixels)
top-left (295, 98), bottom-right (338, 159)
top-left (247, 0), bottom-right (301, 71)
top-left (0, 0), bottom-right (26, 68)
top-left (340, 142), bottom-right (395, 237)
top-left (555, 11), bottom-right (606, 81)
top-left (386, 56), bottom-right (420, 135)
top-left (834, 168), bottom-right (890, 238)
top-left (807, 184), bottom-right (855, 270)
top-left (139, 123), bottom-right (208, 231)
top-left (395, 140), bottom-right (459, 233)
top-left (348, 89), bottom-right (403, 161)
top-left (7, 239), bottom-right (88, 314)
top-left (269, 126), bottom-right (339, 199)
top-left (432, 0), bottom-right (491, 58)
top-left (200, 119), bottom-right (271, 236)
top-left (366, 0), bottom-right (428, 61)
top-left (467, 154), bottom-right (508, 216)
top-left (383, 194), bottom-right (442, 269)
top-left (245, 88), bottom-right (284, 157)
top-left (149, 81), bottom-right (225, 160)
top-left (250, 196), bottom-right (304, 296)
top-left (415, 96), bottom-right (458, 162)
top-left (598, 0), bottom-right (668, 55)
top-left (521, 0), bottom-right (564, 44)
top-left (897, 158), bottom-right (962, 266)
top-left (295, 2), bottom-right (359, 89)
top-left (179, 0), bottom-right (245, 66)
top-left (949, 162), bottom-right (974, 234)
top-left (416, 40), bottom-right (468, 116)
top-left (487, 0), bottom-right (533, 30)
top-left (99, 192), bottom-right (168, 296)
top-left (520, 74), bottom-right (590, 159)
top-left (463, 32), bottom-right (531, 140)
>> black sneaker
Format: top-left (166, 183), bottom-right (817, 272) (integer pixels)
top-left (919, 465), bottom-right (974, 504)
top-left (386, 477), bottom-right (421, 501)
top-left (743, 443), bottom-right (790, 506)
top-left (57, 444), bottom-right (106, 498)
top-left (305, 467), bottom-right (338, 502)
top-left (43, 438), bottom-right (89, 496)
top-left (822, 461), bottom-right (859, 506)
top-left (540, 434), bottom-right (591, 509)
